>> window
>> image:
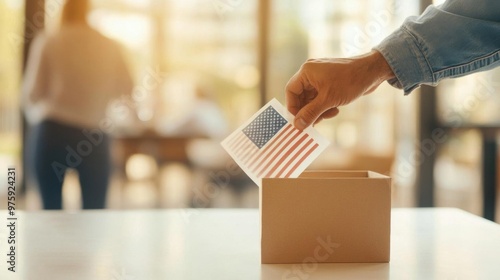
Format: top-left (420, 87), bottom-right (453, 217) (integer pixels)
top-left (45, 0), bottom-right (261, 133)
top-left (267, 1), bottom-right (420, 204)
top-left (0, 0), bottom-right (24, 178)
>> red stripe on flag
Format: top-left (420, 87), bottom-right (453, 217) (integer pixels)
top-left (284, 143), bottom-right (319, 178)
top-left (246, 124), bottom-right (292, 165)
top-left (275, 138), bottom-right (314, 177)
top-left (263, 134), bottom-right (308, 178)
top-left (239, 139), bottom-right (259, 163)
top-left (231, 132), bottom-right (246, 148)
top-left (228, 133), bottom-right (245, 150)
top-left (257, 129), bottom-right (302, 177)
top-left (231, 139), bottom-right (247, 158)
top-left (231, 133), bottom-right (249, 152)
top-left (234, 138), bottom-right (254, 159)
top-left (247, 125), bottom-right (294, 170)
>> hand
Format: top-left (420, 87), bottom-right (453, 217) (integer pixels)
top-left (285, 50), bottom-right (395, 130)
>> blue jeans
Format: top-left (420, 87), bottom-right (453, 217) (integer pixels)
top-left (30, 119), bottom-right (111, 209)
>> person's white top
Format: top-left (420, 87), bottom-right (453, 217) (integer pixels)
top-left (22, 24), bottom-right (133, 129)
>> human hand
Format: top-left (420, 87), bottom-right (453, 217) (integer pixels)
top-left (285, 50), bottom-right (394, 130)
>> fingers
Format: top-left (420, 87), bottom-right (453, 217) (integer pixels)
top-left (314, 108), bottom-right (339, 124)
top-left (285, 71), bottom-right (303, 115)
top-left (294, 98), bottom-right (325, 131)
top-left (286, 62), bottom-right (340, 130)
top-left (285, 64), bottom-right (316, 115)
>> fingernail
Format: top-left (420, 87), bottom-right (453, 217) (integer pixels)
top-left (295, 118), bottom-right (307, 130)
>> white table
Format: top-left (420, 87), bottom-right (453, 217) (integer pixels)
top-left (1, 208), bottom-right (500, 280)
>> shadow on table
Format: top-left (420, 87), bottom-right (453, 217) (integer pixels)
top-left (260, 262), bottom-right (389, 280)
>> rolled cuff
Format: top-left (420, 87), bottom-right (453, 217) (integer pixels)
top-left (373, 27), bottom-right (434, 95)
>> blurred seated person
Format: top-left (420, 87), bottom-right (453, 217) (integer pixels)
top-left (158, 85), bottom-right (228, 139)
top-left (22, 0), bottom-right (134, 209)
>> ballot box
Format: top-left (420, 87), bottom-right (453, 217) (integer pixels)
top-left (260, 170), bottom-right (391, 264)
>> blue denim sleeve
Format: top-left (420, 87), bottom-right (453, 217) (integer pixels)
top-left (374, 0), bottom-right (500, 95)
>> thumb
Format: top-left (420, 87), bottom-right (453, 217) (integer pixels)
top-left (294, 99), bottom-right (325, 131)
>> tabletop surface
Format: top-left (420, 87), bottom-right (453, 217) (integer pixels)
top-left (1, 208), bottom-right (500, 280)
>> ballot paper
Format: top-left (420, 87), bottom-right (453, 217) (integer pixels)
top-left (221, 99), bottom-right (329, 187)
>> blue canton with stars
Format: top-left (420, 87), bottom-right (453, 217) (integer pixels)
top-left (243, 106), bottom-right (287, 149)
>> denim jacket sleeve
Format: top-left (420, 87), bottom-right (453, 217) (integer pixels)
top-left (374, 0), bottom-right (500, 95)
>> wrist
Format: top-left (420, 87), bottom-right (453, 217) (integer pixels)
top-left (366, 50), bottom-right (395, 82)
top-left (354, 50), bottom-right (396, 95)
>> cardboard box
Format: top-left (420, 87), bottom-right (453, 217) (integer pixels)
top-left (260, 170), bottom-right (391, 264)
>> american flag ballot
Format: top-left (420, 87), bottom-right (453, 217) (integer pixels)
top-left (221, 99), bottom-right (329, 187)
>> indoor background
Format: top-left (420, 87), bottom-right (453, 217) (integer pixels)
top-left (1, 0), bottom-right (499, 222)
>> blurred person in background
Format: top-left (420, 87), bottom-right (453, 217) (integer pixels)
top-left (159, 85), bottom-right (228, 139)
top-left (22, 0), bottom-right (134, 209)
top-left (287, 0), bottom-right (500, 130)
